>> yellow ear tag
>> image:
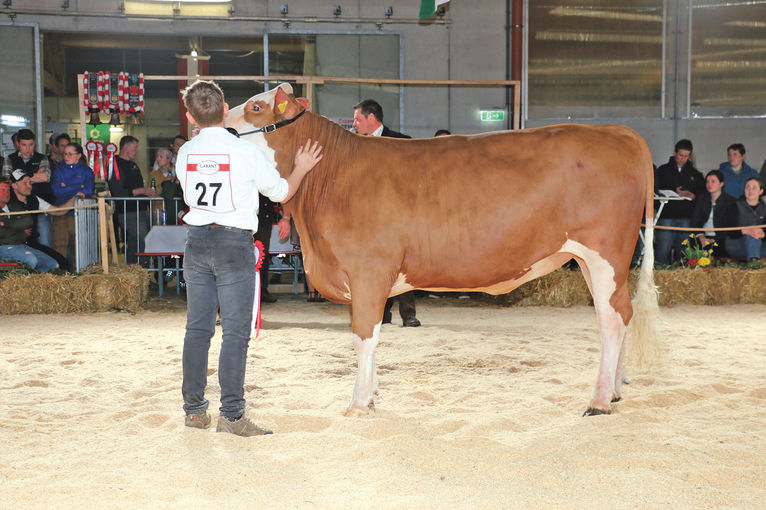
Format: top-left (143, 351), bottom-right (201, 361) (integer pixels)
top-left (277, 100), bottom-right (288, 114)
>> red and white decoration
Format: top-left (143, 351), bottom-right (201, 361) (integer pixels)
top-left (82, 70), bottom-right (145, 125)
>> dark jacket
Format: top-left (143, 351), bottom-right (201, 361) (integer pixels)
top-left (108, 156), bottom-right (146, 212)
top-left (381, 126), bottom-right (411, 139)
top-left (690, 191), bottom-right (738, 239)
top-left (0, 198), bottom-right (34, 245)
top-left (654, 156), bottom-right (704, 218)
top-left (730, 197), bottom-right (766, 240)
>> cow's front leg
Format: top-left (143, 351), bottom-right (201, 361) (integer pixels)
top-left (345, 322), bottom-right (382, 416)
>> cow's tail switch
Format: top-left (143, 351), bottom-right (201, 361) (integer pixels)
top-left (626, 172), bottom-right (661, 369)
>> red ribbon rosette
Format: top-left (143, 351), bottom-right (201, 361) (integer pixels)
top-left (252, 240), bottom-right (266, 337)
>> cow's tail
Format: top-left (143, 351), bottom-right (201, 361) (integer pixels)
top-left (626, 161), bottom-right (661, 369)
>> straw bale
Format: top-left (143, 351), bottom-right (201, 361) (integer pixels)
top-left (494, 267), bottom-right (766, 307)
top-left (0, 264), bottom-right (149, 315)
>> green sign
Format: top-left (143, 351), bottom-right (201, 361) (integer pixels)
top-left (86, 124), bottom-right (111, 143)
top-left (480, 110), bottom-right (505, 122)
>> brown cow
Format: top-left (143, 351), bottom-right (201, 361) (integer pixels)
top-left (226, 83), bottom-right (659, 417)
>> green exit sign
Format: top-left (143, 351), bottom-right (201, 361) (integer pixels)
top-left (480, 110), bottom-right (505, 122)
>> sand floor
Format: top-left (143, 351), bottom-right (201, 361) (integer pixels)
top-left (1, 295), bottom-right (765, 509)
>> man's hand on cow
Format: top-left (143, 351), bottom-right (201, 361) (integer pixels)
top-left (294, 138), bottom-right (324, 175)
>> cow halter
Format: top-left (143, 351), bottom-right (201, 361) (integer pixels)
top-left (238, 108), bottom-right (307, 136)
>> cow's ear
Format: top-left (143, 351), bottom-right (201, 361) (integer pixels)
top-left (274, 87), bottom-right (291, 114)
top-left (297, 97), bottom-right (311, 111)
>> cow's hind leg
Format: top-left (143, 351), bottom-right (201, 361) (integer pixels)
top-left (572, 252), bottom-right (631, 416)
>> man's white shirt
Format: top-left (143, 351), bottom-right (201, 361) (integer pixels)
top-left (175, 127), bottom-right (289, 231)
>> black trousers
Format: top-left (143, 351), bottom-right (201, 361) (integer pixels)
top-left (384, 291), bottom-right (417, 321)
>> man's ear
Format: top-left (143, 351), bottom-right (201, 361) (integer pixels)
top-left (297, 97), bottom-right (311, 111)
top-left (185, 111), bottom-right (196, 126)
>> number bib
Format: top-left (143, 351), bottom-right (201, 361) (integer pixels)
top-left (184, 154), bottom-right (235, 213)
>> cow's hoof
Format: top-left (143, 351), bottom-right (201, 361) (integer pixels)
top-left (582, 407), bottom-right (611, 417)
top-left (611, 396), bottom-right (621, 403)
top-left (344, 406), bottom-right (370, 417)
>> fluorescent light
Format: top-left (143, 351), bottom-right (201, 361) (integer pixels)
top-left (109, 126), bottom-right (124, 133)
top-left (1, 114), bottom-right (28, 127)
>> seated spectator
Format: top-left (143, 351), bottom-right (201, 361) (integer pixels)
top-left (48, 132), bottom-right (71, 170)
top-left (52, 143), bottom-right (95, 270)
top-left (726, 177), bottom-right (766, 261)
top-left (690, 170), bottom-right (738, 258)
top-left (654, 139), bottom-right (704, 265)
top-left (719, 143), bottom-right (758, 199)
top-left (0, 176), bottom-right (59, 272)
top-left (8, 169), bottom-right (71, 269)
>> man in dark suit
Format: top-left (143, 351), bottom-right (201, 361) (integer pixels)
top-left (352, 98), bottom-right (421, 327)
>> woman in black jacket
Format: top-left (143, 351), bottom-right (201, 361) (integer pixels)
top-left (689, 170), bottom-right (738, 258)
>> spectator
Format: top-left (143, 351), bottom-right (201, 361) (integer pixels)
top-left (52, 143), bottom-right (95, 270)
top-left (689, 170), bottom-right (738, 258)
top-left (654, 139), bottom-right (704, 265)
top-left (726, 177), bottom-right (766, 261)
top-left (0, 176), bottom-right (59, 272)
top-left (434, 129), bottom-right (451, 136)
top-left (352, 98), bottom-right (420, 327)
top-left (48, 133), bottom-right (71, 170)
top-left (2, 129), bottom-right (55, 247)
top-left (108, 135), bottom-right (157, 265)
top-left (171, 134), bottom-right (187, 166)
top-left (8, 169), bottom-right (71, 269)
top-left (719, 143), bottom-right (758, 199)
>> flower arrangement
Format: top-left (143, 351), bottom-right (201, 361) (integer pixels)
top-left (681, 234), bottom-right (715, 268)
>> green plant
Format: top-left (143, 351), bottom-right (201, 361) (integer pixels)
top-left (680, 234), bottom-right (715, 268)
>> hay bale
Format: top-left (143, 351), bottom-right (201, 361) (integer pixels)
top-left (0, 264), bottom-right (149, 315)
top-left (492, 267), bottom-right (766, 307)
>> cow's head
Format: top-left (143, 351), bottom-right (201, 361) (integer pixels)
top-left (225, 83), bottom-right (310, 160)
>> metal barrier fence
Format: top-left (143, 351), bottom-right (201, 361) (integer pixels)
top-left (73, 197), bottom-right (99, 272)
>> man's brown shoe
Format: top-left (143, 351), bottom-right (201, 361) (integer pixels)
top-left (185, 412), bottom-right (211, 429)
top-left (216, 414), bottom-right (273, 437)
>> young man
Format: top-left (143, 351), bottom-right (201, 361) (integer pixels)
top-left (719, 143), bottom-right (758, 200)
top-left (352, 98), bottom-right (421, 327)
top-left (176, 80), bottom-right (322, 437)
top-left (654, 139), bottom-right (704, 265)
top-left (2, 129), bottom-right (55, 247)
top-left (0, 175), bottom-right (59, 273)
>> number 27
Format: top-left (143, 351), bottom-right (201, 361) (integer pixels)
top-left (195, 182), bottom-right (222, 207)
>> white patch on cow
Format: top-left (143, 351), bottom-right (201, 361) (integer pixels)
top-left (347, 322), bottom-right (382, 415)
top-left (390, 273), bottom-right (416, 297)
top-left (556, 239), bottom-right (616, 304)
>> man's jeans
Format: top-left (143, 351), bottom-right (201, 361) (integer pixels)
top-left (726, 235), bottom-right (766, 260)
top-left (36, 213), bottom-right (53, 247)
top-left (182, 225), bottom-right (256, 420)
top-left (0, 244), bottom-right (59, 272)
top-left (655, 218), bottom-right (691, 265)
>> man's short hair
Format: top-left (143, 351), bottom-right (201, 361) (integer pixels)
top-left (706, 169), bottom-right (725, 183)
top-left (119, 135), bottom-right (139, 150)
top-left (745, 176), bottom-right (763, 190)
top-left (0, 175), bottom-right (11, 186)
top-left (17, 128), bottom-right (35, 141)
top-left (727, 143), bottom-right (746, 156)
top-left (675, 139), bottom-right (693, 153)
top-left (11, 132), bottom-right (19, 144)
top-left (173, 134), bottom-right (188, 143)
top-left (54, 133), bottom-right (71, 146)
top-left (182, 80), bottom-right (225, 127)
top-left (434, 129), bottom-right (451, 137)
top-left (353, 99), bottom-right (383, 122)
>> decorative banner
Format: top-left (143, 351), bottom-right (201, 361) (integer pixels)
top-left (86, 123), bottom-right (110, 143)
top-left (85, 140), bottom-right (98, 175)
top-left (84, 71), bottom-right (102, 125)
top-left (105, 143), bottom-right (118, 181)
top-left (124, 73), bottom-right (145, 125)
top-left (106, 72), bottom-right (122, 125)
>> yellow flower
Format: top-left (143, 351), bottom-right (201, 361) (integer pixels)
top-left (682, 239), bottom-right (688, 246)
top-left (713, 243), bottom-right (718, 247)
top-left (698, 257), bottom-right (711, 267)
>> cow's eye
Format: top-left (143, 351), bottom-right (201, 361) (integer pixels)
top-left (252, 104), bottom-right (261, 112)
